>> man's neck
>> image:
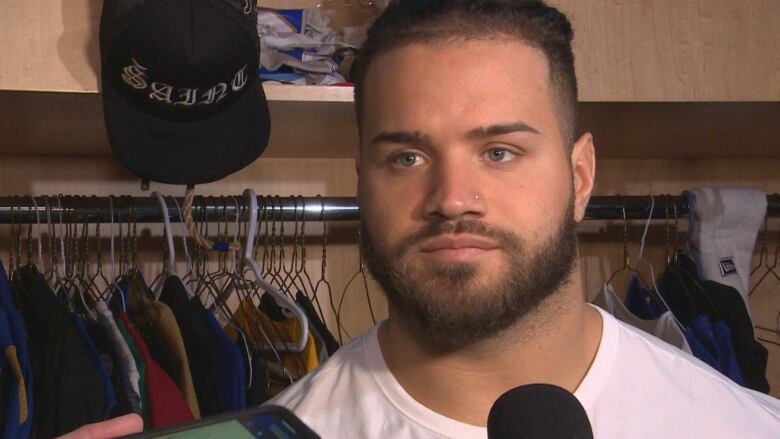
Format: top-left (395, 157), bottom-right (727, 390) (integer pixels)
top-left (377, 285), bottom-right (603, 427)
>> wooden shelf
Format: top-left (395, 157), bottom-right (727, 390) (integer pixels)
top-left (1, 0), bottom-right (778, 160)
top-left (263, 84), bottom-right (354, 102)
top-left (0, 83), bottom-right (354, 103)
top-left (0, 90), bottom-right (358, 159)
top-left (578, 102), bottom-right (780, 159)
top-left (1, 91), bottom-right (777, 160)
top-left (3, 0), bottom-right (779, 101)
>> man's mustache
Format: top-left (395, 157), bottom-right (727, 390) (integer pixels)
top-left (395, 220), bottom-right (522, 255)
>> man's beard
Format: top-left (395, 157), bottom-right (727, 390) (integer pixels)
top-left (361, 197), bottom-right (578, 351)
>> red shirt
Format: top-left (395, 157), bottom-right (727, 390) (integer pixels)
top-left (119, 313), bottom-right (194, 428)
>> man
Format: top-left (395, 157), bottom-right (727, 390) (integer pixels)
top-left (267, 1), bottom-right (780, 437)
top-left (72, 1), bottom-right (779, 438)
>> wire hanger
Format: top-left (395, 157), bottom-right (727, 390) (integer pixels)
top-left (273, 195), bottom-right (288, 291)
top-left (55, 196), bottom-right (77, 298)
top-left (338, 227), bottom-right (377, 336)
top-left (265, 196), bottom-right (285, 290)
top-left (606, 197), bottom-right (642, 288)
top-left (170, 195), bottom-right (197, 300)
top-left (243, 188), bottom-right (310, 353)
top-left (279, 195), bottom-right (301, 295)
top-left (210, 197), bottom-right (238, 301)
top-left (210, 196), bottom-right (247, 308)
top-left (279, 197), bottom-right (330, 327)
top-left (42, 196), bottom-right (57, 284)
top-left (195, 196), bottom-right (243, 320)
top-left (7, 198), bottom-right (18, 280)
top-left (749, 221), bottom-right (779, 296)
top-left (23, 199), bottom-right (34, 269)
top-left (260, 195), bottom-right (272, 276)
top-left (278, 196), bottom-right (302, 294)
top-left (663, 195), bottom-right (674, 268)
top-left (84, 196), bottom-right (111, 303)
top-left (750, 217), bottom-right (769, 277)
top-left (749, 244), bottom-right (780, 344)
top-left (31, 196), bottom-right (44, 270)
top-left (293, 195), bottom-right (328, 324)
top-left (220, 194), bottom-right (289, 385)
top-left (754, 291), bottom-right (780, 347)
top-left (102, 195), bottom-right (125, 308)
top-left (306, 196), bottom-right (339, 344)
top-left (636, 196), bottom-right (662, 294)
top-left (52, 195), bottom-right (67, 288)
top-left (149, 191), bottom-right (175, 296)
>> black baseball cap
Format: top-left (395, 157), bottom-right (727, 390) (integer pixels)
top-left (100, 0), bottom-right (270, 185)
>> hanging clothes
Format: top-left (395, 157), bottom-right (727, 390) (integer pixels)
top-left (309, 320), bottom-right (330, 365)
top-left (116, 275), bottom-right (178, 386)
top-left (0, 262), bottom-right (32, 439)
top-left (115, 319), bottom-right (150, 427)
top-left (106, 276), bottom-right (150, 424)
top-left (159, 275), bottom-right (221, 417)
top-left (83, 312), bottom-right (135, 420)
top-left (693, 282), bottom-right (770, 393)
top-left (625, 277), bottom-right (666, 320)
top-left (225, 296), bottom-right (318, 398)
top-left (658, 253), bottom-right (756, 388)
top-left (659, 255), bottom-right (769, 393)
top-left (685, 188), bottom-right (766, 321)
top-left (236, 334), bottom-right (270, 406)
top-left (296, 291), bottom-right (339, 356)
top-left (203, 311), bottom-right (246, 412)
top-left (127, 272), bottom-right (201, 419)
top-left (685, 315), bottom-right (745, 386)
top-left (12, 265), bottom-right (106, 438)
top-left (258, 294), bottom-right (319, 396)
top-left (0, 307), bottom-right (28, 439)
top-left (593, 282), bottom-right (692, 354)
top-left (70, 313), bottom-right (118, 418)
top-left (93, 301), bottom-right (142, 416)
top-left (118, 313), bottom-right (193, 429)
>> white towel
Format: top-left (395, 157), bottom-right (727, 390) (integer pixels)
top-left (685, 188), bottom-right (766, 322)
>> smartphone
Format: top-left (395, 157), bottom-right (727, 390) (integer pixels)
top-left (125, 405), bottom-right (320, 438)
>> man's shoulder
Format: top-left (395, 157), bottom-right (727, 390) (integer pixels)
top-left (598, 306), bottom-right (767, 394)
top-left (584, 308), bottom-right (780, 436)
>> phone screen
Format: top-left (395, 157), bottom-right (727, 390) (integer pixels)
top-left (138, 406), bottom-right (317, 439)
top-left (155, 420), bottom-right (254, 439)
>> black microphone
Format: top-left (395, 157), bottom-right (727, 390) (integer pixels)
top-left (487, 384), bottom-right (593, 439)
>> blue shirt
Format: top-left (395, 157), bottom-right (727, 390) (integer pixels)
top-left (204, 312), bottom-right (246, 411)
top-left (0, 262), bottom-right (32, 439)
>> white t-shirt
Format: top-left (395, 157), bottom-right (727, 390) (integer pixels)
top-left (269, 306), bottom-right (780, 438)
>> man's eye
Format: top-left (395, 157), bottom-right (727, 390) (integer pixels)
top-left (393, 153), bottom-right (423, 167)
top-left (485, 148), bottom-right (516, 162)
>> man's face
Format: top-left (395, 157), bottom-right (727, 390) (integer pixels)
top-left (357, 39), bottom-right (594, 349)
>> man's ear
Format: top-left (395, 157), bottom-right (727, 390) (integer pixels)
top-left (571, 132), bottom-right (596, 222)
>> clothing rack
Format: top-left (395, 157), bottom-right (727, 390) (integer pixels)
top-left (0, 194), bottom-right (777, 224)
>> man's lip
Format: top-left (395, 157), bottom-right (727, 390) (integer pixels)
top-left (419, 235), bottom-right (499, 252)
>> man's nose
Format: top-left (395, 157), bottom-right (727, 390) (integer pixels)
top-left (423, 160), bottom-right (487, 221)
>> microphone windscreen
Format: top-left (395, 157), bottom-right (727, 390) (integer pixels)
top-left (487, 383), bottom-right (593, 439)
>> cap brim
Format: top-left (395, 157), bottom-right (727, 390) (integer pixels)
top-left (102, 73), bottom-right (270, 185)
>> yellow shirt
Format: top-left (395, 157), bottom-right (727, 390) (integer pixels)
top-left (225, 297), bottom-right (318, 396)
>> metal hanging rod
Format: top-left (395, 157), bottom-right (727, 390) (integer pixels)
top-left (0, 196), bottom-right (358, 224)
top-left (0, 194), bottom-right (776, 224)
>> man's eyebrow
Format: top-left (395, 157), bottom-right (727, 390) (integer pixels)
top-left (466, 122), bottom-right (541, 139)
top-left (369, 131), bottom-right (434, 149)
